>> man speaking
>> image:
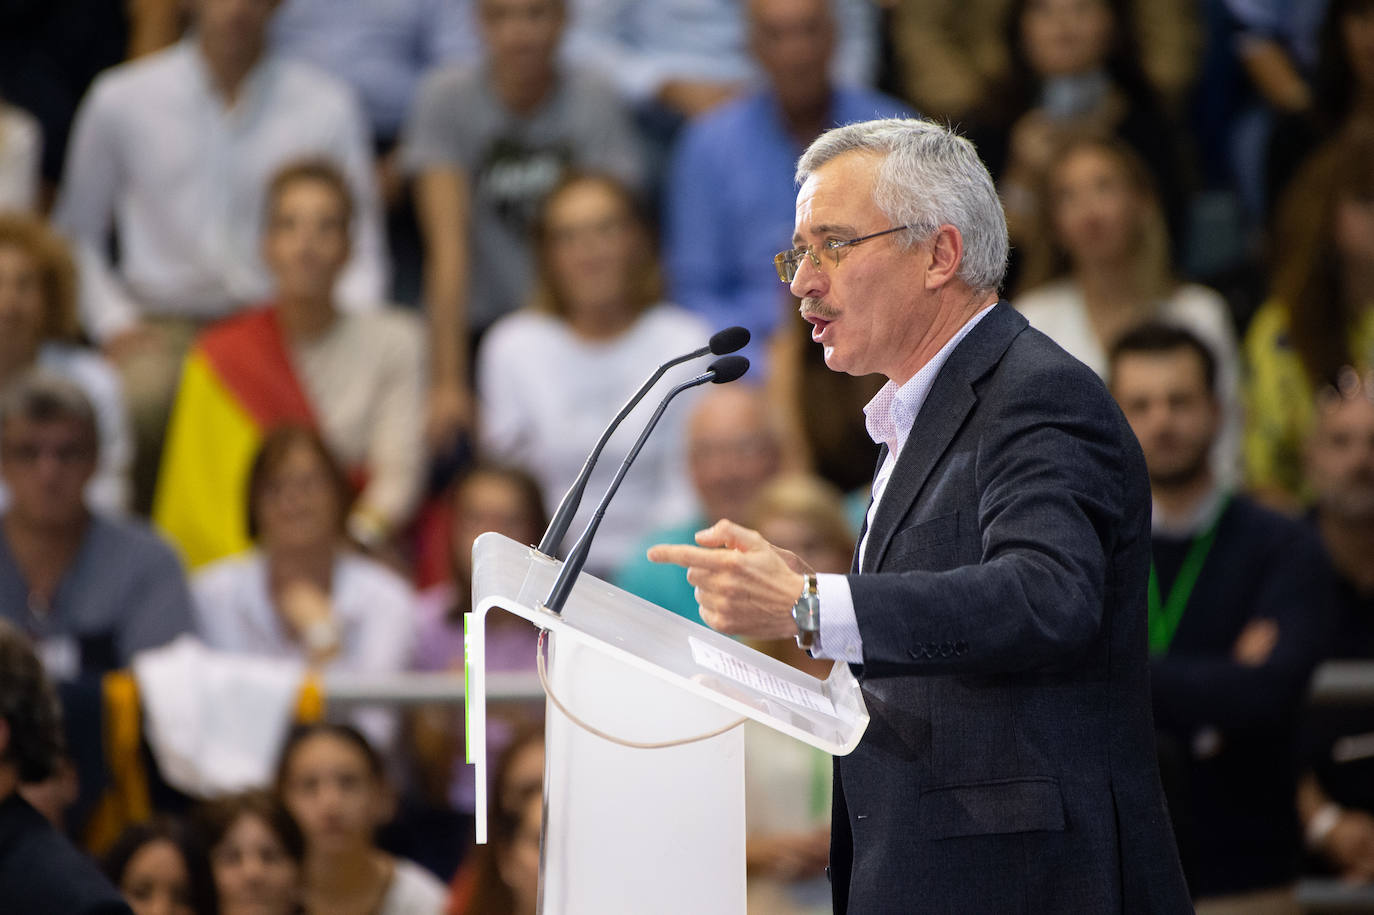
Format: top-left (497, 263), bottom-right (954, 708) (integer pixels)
top-left (649, 118), bottom-right (1191, 912)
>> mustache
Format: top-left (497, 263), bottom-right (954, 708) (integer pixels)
top-left (798, 298), bottom-right (839, 321)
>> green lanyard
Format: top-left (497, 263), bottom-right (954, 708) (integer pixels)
top-left (1147, 493), bottom-right (1232, 655)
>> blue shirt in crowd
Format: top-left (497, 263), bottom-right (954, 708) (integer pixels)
top-left (663, 87), bottom-right (912, 374)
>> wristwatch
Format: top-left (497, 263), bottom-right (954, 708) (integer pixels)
top-left (792, 573), bottom-right (819, 650)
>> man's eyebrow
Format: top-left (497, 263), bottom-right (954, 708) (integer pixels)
top-left (793, 223), bottom-right (857, 245)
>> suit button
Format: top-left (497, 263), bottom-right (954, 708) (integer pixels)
top-left (939, 643), bottom-right (952, 657)
top-left (955, 641), bottom-right (969, 655)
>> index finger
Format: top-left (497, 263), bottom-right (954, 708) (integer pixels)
top-left (645, 542), bottom-right (738, 570)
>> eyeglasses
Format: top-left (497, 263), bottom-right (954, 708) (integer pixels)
top-left (773, 225), bottom-right (911, 283)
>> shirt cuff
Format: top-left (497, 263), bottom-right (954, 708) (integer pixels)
top-left (813, 573), bottom-right (863, 663)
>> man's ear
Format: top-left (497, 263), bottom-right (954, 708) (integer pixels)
top-left (925, 225), bottom-right (964, 291)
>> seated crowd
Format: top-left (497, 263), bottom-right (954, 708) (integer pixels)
top-left (0, 0), bottom-right (1372, 912)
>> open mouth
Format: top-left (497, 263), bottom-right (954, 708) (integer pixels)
top-left (803, 313), bottom-right (832, 341)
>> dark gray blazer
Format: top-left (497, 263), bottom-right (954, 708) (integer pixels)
top-left (830, 303), bottom-right (1191, 913)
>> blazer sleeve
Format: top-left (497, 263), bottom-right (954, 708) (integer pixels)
top-left (848, 367), bottom-right (1132, 677)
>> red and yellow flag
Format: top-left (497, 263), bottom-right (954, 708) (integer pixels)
top-left (152, 307), bottom-right (316, 568)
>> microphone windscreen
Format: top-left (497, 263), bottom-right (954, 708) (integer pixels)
top-left (708, 355), bottom-right (750, 384)
top-left (708, 326), bottom-right (751, 355)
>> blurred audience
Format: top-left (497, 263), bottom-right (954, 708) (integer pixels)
top-left (271, 0), bottom-right (480, 154)
top-left (1014, 137), bottom-right (1241, 479)
top-left (887, 0), bottom-right (1198, 123)
top-left (1244, 131), bottom-right (1374, 509)
top-left (971, 0), bottom-right (1188, 266)
top-left (1109, 324), bottom-right (1335, 910)
top-left (52, 0), bottom-right (387, 511)
top-left (1268, 0), bottom-right (1374, 211)
top-left (196, 789), bottom-right (304, 915)
top-left (1296, 372), bottom-right (1374, 882)
top-left (103, 817), bottom-right (218, 915)
top-left (562, 0), bottom-right (879, 121)
top-left (190, 427), bottom-right (415, 749)
top-left (663, 0), bottom-right (910, 374)
top-left (477, 171), bottom-right (706, 574)
top-left (1307, 368), bottom-right (1374, 623)
top-left (411, 464), bottom-right (544, 826)
top-left (740, 474), bottom-right (850, 915)
top-left (276, 723), bottom-right (446, 914)
top-left (1198, 0), bottom-right (1328, 222)
top-left (0, 618), bottom-right (132, 914)
top-left (155, 159), bottom-right (426, 570)
top-left (0, 97), bottom-right (41, 211)
top-left (401, 0), bottom-right (644, 455)
top-left (0, 213), bottom-right (132, 513)
top-left (0, 0), bottom-right (127, 193)
top-left (884, 0), bottom-right (1014, 123)
top-left (616, 386), bottom-right (783, 622)
top-left (0, 373), bottom-right (191, 682)
top-left (414, 464), bottom-right (546, 675)
top-left (269, 0), bottom-right (485, 306)
top-left (447, 725), bottom-right (544, 915)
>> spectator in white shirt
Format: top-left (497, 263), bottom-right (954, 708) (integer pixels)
top-left (477, 172), bottom-right (706, 574)
top-left (52, 0), bottom-right (387, 512)
top-left (1013, 136), bottom-right (1242, 481)
top-left (191, 426), bottom-right (415, 750)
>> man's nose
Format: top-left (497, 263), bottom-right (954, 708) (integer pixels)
top-left (789, 252), bottom-right (826, 299)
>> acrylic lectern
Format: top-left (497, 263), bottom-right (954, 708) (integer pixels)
top-left (466, 532), bottom-right (869, 915)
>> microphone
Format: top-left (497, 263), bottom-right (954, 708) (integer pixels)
top-left (536, 327), bottom-right (749, 556)
top-left (543, 355), bottom-right (750, 614)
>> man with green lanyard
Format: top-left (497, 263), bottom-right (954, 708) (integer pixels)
top-left (1109, 322), bottom-right (1337, 915)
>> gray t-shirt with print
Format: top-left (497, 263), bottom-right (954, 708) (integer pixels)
top-left (401, 63), bottom-right (645, 331)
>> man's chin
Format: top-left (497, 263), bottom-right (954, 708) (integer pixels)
top-left (1147, 461), bottom-right (1210, 490)
top-left (821, 347), bottom-right (868, 377)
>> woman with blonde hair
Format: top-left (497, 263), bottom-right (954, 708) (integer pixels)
top-left (1014, 135), bottom-right (1241, 476)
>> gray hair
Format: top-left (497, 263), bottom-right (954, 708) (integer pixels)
top-left (796, 118), bottom-right (1009, 292)
top-left (0, 370), bottom-right (100, 454)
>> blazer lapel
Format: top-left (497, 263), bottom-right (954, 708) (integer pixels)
top-left (861, 303), bottom-right (1027, 573)
top-left (851, 444), bottom-right (886, 574)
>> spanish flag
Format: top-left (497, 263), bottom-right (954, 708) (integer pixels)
top-left (153, 307), bottom-right (316, 568)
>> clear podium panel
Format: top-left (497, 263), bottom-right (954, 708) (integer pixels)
top-left (470, 532), bottom-right (869, 754)
top-left (467, 532), bottom-right (870, 915)
top-left (541, 632), bottom-right (746, 914)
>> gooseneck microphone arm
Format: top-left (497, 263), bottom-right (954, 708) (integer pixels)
top-left (536, 326), bottom-right (749, 557)
top-left (542, 355), bottom-right (750, 615)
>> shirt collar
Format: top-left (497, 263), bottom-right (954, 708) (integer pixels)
top-left (1152, 482), bottom-right (1229, 538)
top-left (864, 304), bottom-right (994, 457)
top-left (184, 35), bottom-right (274, 114)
